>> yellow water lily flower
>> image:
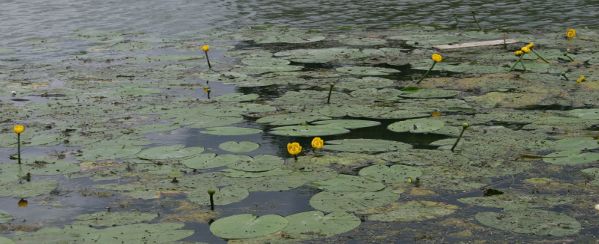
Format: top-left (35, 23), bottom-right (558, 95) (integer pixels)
top-left (203, 87), bottom-right (211, 93)
top-left (525, 42), bottom-right (535, 49)
top-left (18, 198), bottom-right (28, 208)
top-left (514, 50), bottom-right (524, 56)
top-left (431, 53), bottom-right (443, 63)
top-left (576, 75), bottom-right (586, 83)
top-left (566, 28), bottom-right (576, 40)
top-left (201, 44), bottom-right (210, 52)
top-left (287, 142), bottom-right (302, 156)
top-left (311, 137), bottom-right (324, 150)
top-left (13, 124), bottom-right (25, 134)
top-left (521, 46), bottom-right (531, 53)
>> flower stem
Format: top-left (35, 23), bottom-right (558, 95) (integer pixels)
top-left (416, 62), bottom-right (436, 84)
top-left (326, 84), bottom-right (334, 104)
top-left (204, 51), bottom-right (212, 69)
top-left (451, 127), bottom-right (466, 152)
top-left (509, 55), bottom-right (524, 71)
top-left (471, 11), bottom-right (483, 32)
top-left (531, 50), bottom-right (549, 63)
top-left (208, 190), bottom-right (215, 211)
top-left (17, 134), bottom-right (21, 164)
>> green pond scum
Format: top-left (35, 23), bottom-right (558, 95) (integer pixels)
top-left (1, 8), bottom-right (599, 244)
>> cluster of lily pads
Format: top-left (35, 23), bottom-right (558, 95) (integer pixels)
top-left (0, 24), bottom-right (598, 242)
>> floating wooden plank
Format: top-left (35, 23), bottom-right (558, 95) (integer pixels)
top-left (434, 39), bottom-right (518, 50)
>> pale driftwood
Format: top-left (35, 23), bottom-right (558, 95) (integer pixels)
top-left (434, 39), bottom-right (518, 50)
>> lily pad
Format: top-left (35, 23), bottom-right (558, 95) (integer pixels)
top-left (458, 193), bottom-right (573, 209)
top-left (73, 211), bottom-right (158, 227)
top-left (201, 127), bottom-right (262, 136)
top-left (0, 210), bottom-right (13, 224)
top-left (182, 154), bottom-right (250, 170)
top-left (229, 155), bottom-right (284, 172)
top-left (0, 180), bottom-right (58, 198)
top-left (336, 66), bottom-right (400, 76)
top-left (269, 125), bottom-right (349, 137)
top-left (543, 151), bottom-right (599, 166)
top-left (312, 119), bottom-right (381, 129)
top-left (313, 174), bottom-right (386, 192)
top-left (188, 186), bottom-right (249, 206)
top-left (309, 188), bottom-right (400, 213)
top-left (137, 145), bottom-right (204, 160)
top-left (219, 141), bottom-right (260, 153)
top-left (325, 139), bottom-right (412, 153)
top-left (400, 89), bottom-right (460, 99)
top-left (283, 211), bottom-right (360, 238)
top-left (367, 201), bottom-right (458, 222)
top-left (387, 118), bottom-right (445, 133)
top-left (210, 214), bottom-right (288, 239)
top-left (475, 209), bottom-right (581, 236)
top-left (358, 164), bottom-right (423, 183)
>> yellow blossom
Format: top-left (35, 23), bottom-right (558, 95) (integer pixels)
top-left (514, 50), bottom-right (524, 56)
top-left (525, 42), bottom-right (534, 49)
top-left (566, 28), bottom-right (576, 39)
top-left (201, 44), bottom-right (210, 52)
top-left (287, 142), bottom-right (302, 156)
top-left (431, 53), bottom-right (443, 62)
top-left (18, 198), bottom-right (28, 208)
top-left (311, 137), bottom-right (324, 150)
top-left (13, 124), bottom-right (25, 134)
top-left (576, 75), bottom-right (586, 83)
top-left (521, 46), bottom-right (531, 53)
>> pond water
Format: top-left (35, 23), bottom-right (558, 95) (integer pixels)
top-left (1, 0), bottom-right (598, 243)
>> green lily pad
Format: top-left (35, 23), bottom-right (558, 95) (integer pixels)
top-left (339, 37), bottom-right (387, 46)
top-left (210, 214), bottom-right (288, 239)
top-left (201, 127), bottom-right (262, 136)
top-left (366, 201), bottom-right (458, 222)
top-left (223, 168), bottom-right (292, 178)
top-left (73, 211), bottom-right (158, 227)
top-left (582, 167), bottom-right (599, 186)
top-left (257, 113), bottom-right (330, 126)
top-left (548, 137), bottom-right (599, 151)
top-left (188, 186), bottom-right (249, 206)
top-left (269, 125), bottom-right (349, 137)
top-left (543, 151), bottom-right (599, 165)
top-left (137, 145), bottom-right (204, 160)
top-left (567, 108), bottom-right (599, 119)
top-left (475, 209), bottom-right (581, 236)
top-left (187, 116), bottom-right (245, 129)
top-left (14, 223), bottom-right (193, 243)
top-left (312, 119), bottom-right (381, 129)
top-left (274, 48), bottom-right (368, 63)
top-left (358, 164), bottom-right (423, 183)
top-left (458, 193), bottom-right (573, 209)
top-left (182, 154), bottom-right (250, 169)
top-left (0, 210), bottom-right (13, 224)
top-left (313, 174), bottom-right (386, 192)
top-left (219, 141), bottom-right (260, 153)
top-left (325, 139), bottom-right (412, 153)
top-left (400, 89), bottom-right (460, 99)
top-left (387, 118), bottom-right (445, 133)
top-left (0, 180), bottom-right (58, 198)
top-left (283, 211), bottom-right (360, 238)
top-left (336, 66), bottom-right (400, 76)
top-left (229, 155), bottom-right (284, 172)
top-left (79, 141), bottom-right (144, 161)
top-left (309, 188), bottom-right (400, 213)
top-left (0, 236), bottom-right (13, 244)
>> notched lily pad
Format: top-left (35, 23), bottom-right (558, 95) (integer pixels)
top-left (269, 125), bottom-right (349, 137)
top-left (475, 209), bottom-right (581, 236)
top-left (201, 127), bottom-right (262, 136)
top-left (73, 211), bottom-right (158, 227)
top-left (188, 186), bottom-right (249, 206)
top-left (137, 145), bottom-right (204, 161)
top-left (313, 174), bottom-right (386, 192)
top-left (309, 188), bottom-right (400, 213)
top-left (210, 214), bottom-right (288, 239)
top-left (283, 211), bottom-right (360, 238)
top-left (366, 201), bottom-right (458, 222)
top-left (219, 141), bottom-right (260, 153)
top-left (325, 139), bottom-right (412, 153)
top-left (387, 118), bottom-right (445, 133)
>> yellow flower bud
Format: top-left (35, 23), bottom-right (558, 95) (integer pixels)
top-left (521, 46), bottom-right (531, 53)
top-left (462, 122), bottom-right (470, 129)
top-left (201, 44), bottom-right (210, 52)
top-left (565, 28), bottom-right (576, 40)
top-left (18, 198), bottom-right (28, 208)
top-left (13, 124), bottom-right (25, 134)
top-left (203, 87), bottom-right (211, 94)
top-left (287, 142), bottom-right (302, 156)
top-left (514, 50), bottom-right (524, 56)
top-left (576, 75), bottom-right (586, 83)
top-left (431, 53), bottom-right (443, 63)
top-left (311, 137), bottom-right (324, 150)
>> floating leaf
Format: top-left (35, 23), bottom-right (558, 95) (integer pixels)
top-left (182, 154), bottom-right (250, 170)
top-left (313, 174), bottom-right (385, 192)
top-left (336, 66), bottom-right (400, 76)
top-left (229, 155), bottom-right (284, 172)
top-left (0, 210), bottom-right (13, 224)
top-left (358, 164), bottom-right (422, 183)
top-left (0, 180), bottom-right (58, 198)
top-left (312, 119), bottom-right (381, 129)
top-left (387, 118), bottom-right (445, 133)
top-left (201, 127), bottom-right (262, 136)
top-left (219, 141), bottom-right (260, 153)
top-left (188, 186), bottom-right (249, 206)
top-left (458, 193), bottom-right (573, 209)
top-left (325, 139), bottom-right (411, 153)
top-left (73, 211), bottom-right (158, 227)
top-left (475, 209), bottom-right (581, 236)
top-left (210, 214), bottom-right (288, 239)
top-left (269, 125), bottom-right (349, 137)
top-left (309, 188), bottom-right (400, 213)
top-left (366, 201), bottom-right (458, 222)
top-left (137, 145), bottom-right (204, 161)
top-left (283, 211), bottom-right (360, 238)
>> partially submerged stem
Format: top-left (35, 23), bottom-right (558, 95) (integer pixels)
top-left (531, 50), bottom-right (549, 63)
top-left (208, 190), bottom-right (216, 211)
top-left (510, 55), bottom-right (525, 71)
top-left (451, 123), bottom-right (469, 152)
top-left (204, 51), bottom-right (212, 69)
top-left (17, 134), bottom-right (21, 164)
top-left (326, 84), bottom-right (334, 104)
top-left (416, 62), bottom-right (436, 84)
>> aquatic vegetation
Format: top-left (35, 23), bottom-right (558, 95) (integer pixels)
top-left (450, 122), bottom-right (469, 152)
top-left (565, 28), bottom-right (577, 40)
top-left (210, 214), bottom-right (288, 239)
top-left (218, 141), bottom-right (260, 153)
top-left (73, 211), bottom-right (157, 227)
top-left (365, 201), bottom-right (458, 222)
top-left (0, 210), bottom-right (13, 223)
top-left (475, 209), bottom-right (581, 236)
top-left (309, 188), bottom-right (400, 213)
top-left (13, 124), bottom-right (25, 164)
top-left (576, 75), bottom-right (586, 83)
top-left (283, 211), bottom-right (360, 239)
top-left (287, 142), bottom-right (302, 160)
top-left (416, 53), bottom-right (443, 84)
top-left (201, 44), bottom-right (212, 69)
top-left (311, 137), bottom-right (324, 150)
